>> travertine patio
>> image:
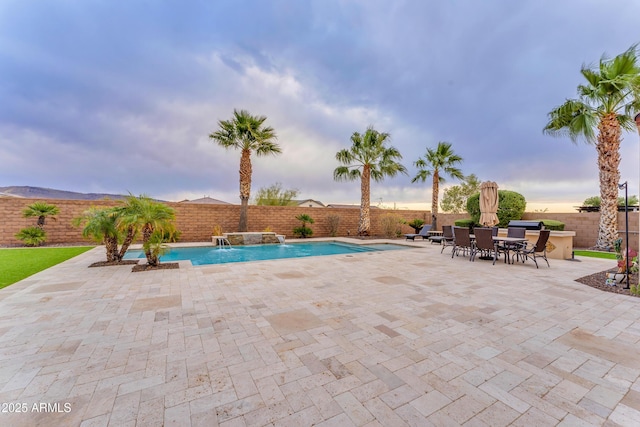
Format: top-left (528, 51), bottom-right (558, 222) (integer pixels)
top-left (0, 239), bottom-right (639, 426)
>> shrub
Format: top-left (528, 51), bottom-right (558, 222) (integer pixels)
top-left (467, 190), bottom-right (526, 227)
top-left (407, 218), bottom-right (425, 233)
top-left (379, 213), bottom-right (404, 238)
top-left (15, 226), bottom-right (47, 246)
top-left (293, 214), bottom-right (314, 238)
top-left (159, 229), bottom-right (181, 242)
top-left (537, 219), bottom-right (565, 231)
top-left (454, 219), bottom-right (476, 230)
top-left (326, 215), bottom-right (341, 237)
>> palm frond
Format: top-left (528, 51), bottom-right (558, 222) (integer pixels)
top-left (333, 165), bottom-right (360, 181)
top-left (543, 99), bottom-right (598, 143)
top-left (411, 169), bottom-right (430, 183)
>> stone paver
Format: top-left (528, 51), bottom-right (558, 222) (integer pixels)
top-left (0, 238), bottom-right (638, 426)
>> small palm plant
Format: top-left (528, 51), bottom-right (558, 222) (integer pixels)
top-left (118, 195), bottom-right (176, 266)
top-left (16, 201), bottom-right (60, 246)
top-left (145, 231), bottom-right (171, 264)
top-left (15, 227), bottom-right (46, 247)
top-left (22, 201), bottom-right (59, 229)
top-left (293, 214), bottom-right (314, 238)
top-left (407, 218), bottom-right (425, 234)
top-left (73, 207), bottom-right (121, 262)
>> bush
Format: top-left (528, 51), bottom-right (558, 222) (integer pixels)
top-left (467, 190), bottom-right (526, 227)
top-left (326, 215), bottom-right (341, 237)
top-left (537, 219), bottom-right (565, 231)
top-left (293, 214), bottom-right (314, 238)
top-left (407, 218), bottom-right (425, 233)
top-left (15, 226), bottom-right (47, 246)
top-left (454, 219), bottom-right (476, 230)
top-left (379, 213), bottom-right (404, 238)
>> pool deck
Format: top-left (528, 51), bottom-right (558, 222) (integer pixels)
top-left (0, 238), bottom-right (639, 426)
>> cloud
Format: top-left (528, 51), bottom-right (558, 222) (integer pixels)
top-left (1, 0), bottom-right (639, 211)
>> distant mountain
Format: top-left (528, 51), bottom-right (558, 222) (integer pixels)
top-left (0, 186), bottom-right (129, 201)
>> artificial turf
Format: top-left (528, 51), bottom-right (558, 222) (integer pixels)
top-left (573, 250), bottom-right (617, 260)
top-left (0, 246), bottom-right (94, 289)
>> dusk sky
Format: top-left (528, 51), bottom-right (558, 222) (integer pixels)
top-left (1, 0), bottom-right (639, 212)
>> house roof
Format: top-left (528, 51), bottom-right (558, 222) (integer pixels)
top-left (181, 196), bottom-right (232, 205)
top-left (326, 204), bottom-right (379, 209)
top-left (292, 199), bottom-right (325, 207)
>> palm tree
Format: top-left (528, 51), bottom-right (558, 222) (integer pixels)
top-left (334, 127), bottom-right (407, 236)
top-left (544, 45), bottom-right (640, 250)
top-left (209, 109), bottom-right (280, 232)
top-left (119, 195), bottom-right (176, 266)
top-left (73, 207), bottom-right (121, 262)
top-left (23, 201), bottom-right (59, 229)
top-left (412, 142), bottom-right (464, 229)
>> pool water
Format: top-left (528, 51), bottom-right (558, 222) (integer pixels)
top-left (123, 241), bottom-right (410, 266)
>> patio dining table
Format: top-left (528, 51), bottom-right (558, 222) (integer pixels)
top-left (492, 236), bottom-right (528, 264)
top-left (469, 235), bottom-right (528, 264)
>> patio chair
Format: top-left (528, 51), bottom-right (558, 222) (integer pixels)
top-left (404, 224), bottom-right (432, 240)
top-left (441, 225), bottom-right (455, 253)
top-left (512, 229), bottom-right (551, 268)
top-left (451, 226), bottom-right (473, 259)
top-left (472, 227), bottom-right (497, 264)
top-left (496, 226), bottom-right (526, 262)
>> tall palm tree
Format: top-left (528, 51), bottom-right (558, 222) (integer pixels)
top-left (23, 201), bottom-right (59, 229)
top-left (412, 142), bottom-right (464, 229)
top-left (334, 127), bottom-right (407, 236)
top-left (544, 45), bottom-right (640, 250)
top-left (209, 109), bottom-right (280, 232)
top-left (119, 195), bottom-right (176, 266)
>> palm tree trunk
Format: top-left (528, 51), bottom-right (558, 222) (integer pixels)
top-left (117, 226), bottom-right (136, 261)
top-left (359, 165), bottom-right (371, 236)
top-left (142, 225), bottom-right (158, 266)
top-left (105, 236), bottom-right (118, 262)
top-left (238, 149), bottom-right (252, 232)
top-left (37, 216), bottom-right (45, 229)
top-left (595, 113), bottom-right (621, 250)
top-left (431, 171), bottom-right (440, 229)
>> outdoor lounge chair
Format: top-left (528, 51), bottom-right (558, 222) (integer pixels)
top-left (512, 229), bottom-right (551, 268)
top-left (404, 224), bottom-right (432, 240)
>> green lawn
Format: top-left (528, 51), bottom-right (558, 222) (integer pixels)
top-left (0, 246), bottom-right (94, 289)
top-left (573, 250), bottom-right (617, 260)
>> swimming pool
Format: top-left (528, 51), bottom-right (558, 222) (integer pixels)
top-left (123, 241), bottom-right (411, 266)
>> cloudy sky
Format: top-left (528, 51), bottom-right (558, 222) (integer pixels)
top-left (1, 0), bottom-right (639, 212)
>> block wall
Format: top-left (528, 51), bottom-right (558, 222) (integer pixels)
top-left (1, 197), bottom-right (637, 250)
top-left (0, 198), bottom-right (430, 245)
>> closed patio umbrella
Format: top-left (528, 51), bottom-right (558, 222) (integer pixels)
top-left (479, 181), bottom-right (499, 226)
